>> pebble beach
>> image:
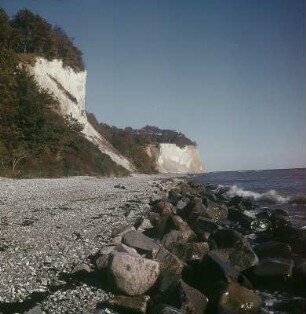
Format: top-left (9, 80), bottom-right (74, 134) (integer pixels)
top-left (0, 175), bottom-right (173, 313)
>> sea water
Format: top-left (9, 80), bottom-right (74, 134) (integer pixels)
top-left (191, 168), bottom-right (306, 228)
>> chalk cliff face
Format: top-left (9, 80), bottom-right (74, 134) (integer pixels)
top-left (29, 57), bottom-right (203, 174)
top-left (148, 144), bottom-right (204, 174)
top-left (29, 58), bottom-right (134, 171)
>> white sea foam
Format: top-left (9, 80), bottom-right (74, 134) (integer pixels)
top-left (218, 184), bottom-right (290, 204)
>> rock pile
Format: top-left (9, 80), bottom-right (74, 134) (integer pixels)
top-left (81, 180), bottom-right (305, 313)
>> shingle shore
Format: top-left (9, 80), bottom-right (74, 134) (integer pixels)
top-left (0, 175), bottom-right (176, 313)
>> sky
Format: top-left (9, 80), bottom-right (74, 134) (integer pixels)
top-left (2, 0), bottom-right (305, 171)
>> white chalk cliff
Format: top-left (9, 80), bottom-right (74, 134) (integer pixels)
top-left (29, 58), bottom-right (134, 171)
top-left (147, 144), bottom-right (204, 174)
top-left (28, 57), bottom-right (203, 174)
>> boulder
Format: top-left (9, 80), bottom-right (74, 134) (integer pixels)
top-left (178, 280), bottom-right (208, 314)
top-left (209, 229), bottom-right (258, 271)
top-left (201, 251), bottom-right (252, 288)
top-left (135, 217), bottom-right (154, 233)
top-left (122, 230), bottom-right (160, 256)
top-left (108, 252), bottom-right (160, 296)
top-left (202, 199), bottom-right (228, 221)
top-left (254, 241), bottom-right (292, 260)
top-left (252, 258), bottom-right (293, 277)
top-left (167, 242), bottom-right (209, 263)
top-left (152, 280), bottom-right (208, 314)
top-left (169, 215), bottom-right (194, 233)
top-left (155, 247), bottom-right (184, 276)
top-left (161, 230), bottom-right (197, 248)
top-left (228, 207), bottom-right (253, 231)
top-left (96, 245), bottom-right (116, 270)
top-left (148, 212), bottom-right (171, 237)
top-left (188, 216), bottom-right (220, 241)
top-left (111, 225), bottom-right (136, 244)
top-left (184, 198), bottom-right (208, 219)
top-left (116, 243), bottom-right (140, 257)
top-left (218, 281), bottom-right (262, 314)
top-left (107, 295), bottom-right (150, 313)
top-left (153, 200), bottom-right (173, 215)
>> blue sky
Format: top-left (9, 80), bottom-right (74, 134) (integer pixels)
top-left (2, 0), bottom-right (305, 171)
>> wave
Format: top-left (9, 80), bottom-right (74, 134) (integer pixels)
top-left (217, 184), bottom-right (291, 204)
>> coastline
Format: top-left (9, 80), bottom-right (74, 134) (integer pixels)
top-left (0, 175), bottom-right (179, 313)
top-left (1, 174), bottom-right (305, 313)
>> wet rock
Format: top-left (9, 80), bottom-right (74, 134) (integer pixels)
top-left (184, 198), bottom-right (208, 219)
top-left (218, 281), bottom-right (262, 314)
top-left (167, 242), bottom-right (209, 263)
top-left (228, 207), bottom-right (253, 231)
top-left (273, 297), bottom-right (306, 314)
top-left (202, 199), bottom-right (228, 221)
top-left (188, 216), bottom-right (220, 241)
top-left (209, 229), bottom-right (258, 271)
top-left (292, 262), bottom-right (306, 294)
top-left (252, 258), bottom-right (293, 277)
top-left (201, 251), bottom-right (252, 288)
top-left (108, 252), bottom-right (160, 296)
top-left (254, 241), bottom-right (292, 259)
top-left (178, 280), bottom-right (208, 314)
top-left (122, 230), bottom-right (160, 256)
top-left (152, 280), bottom-right (208, 314)
top-left (107, 295), bottom-right (150, 313)
top-left (155, 247), bottom-right (184, 276)
top-left (228, 195), bottom-right (255, 211)
top-left (161, 230), bottom-right (197, 248)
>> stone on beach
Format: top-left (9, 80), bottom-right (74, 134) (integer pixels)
top-left (122, 230), bottom-right (160, 256)
top-left (108, 252), bottom-right (160, 296)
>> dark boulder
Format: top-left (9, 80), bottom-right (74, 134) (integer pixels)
top-left (188, 216), bottom-right (220, 241)
top-left (209, 229), bottom-right (258, 271)
top-left (202, 199), bottom-right (228, 221)
top-left (167, 242), bottom-right (209, 263)
top-left (217, 281), bottom-right (262, 314)
top-left (228, 207), bottom-right (253, 231)
top-left (252, 258), bottom-right (293, 277)
top-left (155, 246), bottom-right (185, 276)
top-left (254, 241), bottom-right (292, 260)
top-left (151, 279), bottom-right (208, 314)
top-left (161, 230), bottom-right (197, 248)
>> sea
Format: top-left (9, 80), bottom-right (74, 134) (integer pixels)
top-left (190, 168), bottom-right (306, 229)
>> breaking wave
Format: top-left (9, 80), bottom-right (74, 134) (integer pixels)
top-left (217, 184), bottom-right (293, 204)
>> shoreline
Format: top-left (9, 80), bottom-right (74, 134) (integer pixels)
top-left (0, 175), bottom-right (178, 313)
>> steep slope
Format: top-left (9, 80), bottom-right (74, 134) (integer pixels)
top-left (29, 57), bottom-right (134, 172)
